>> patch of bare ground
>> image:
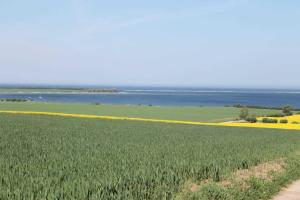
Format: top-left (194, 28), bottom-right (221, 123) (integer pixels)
top-left (187, 159), bottom-right (285, 193)
top-left (233, 159), bottom-right (285, 181)
top-left (190, 179), bottom-right (209, 192)
top-left (174, 179), bottom-right (210, 199)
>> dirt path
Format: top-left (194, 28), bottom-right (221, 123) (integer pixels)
top-left (273, 179), bottom-right (300, 200)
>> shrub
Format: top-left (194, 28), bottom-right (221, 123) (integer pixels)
top-left (239, 107), bottom-right (249, 119)
top-left (233, 104), bottom-right (243, 108)
top-left (267, 113), bottom-right (285, 117)
top-left (246, 117), bottom-right (257, 123)
top-left (282, 105), bottom-right (293, 116)
top-left (262, 118), bottom-right (278, 123)
top-left (291, 121), bottom-right (300, 124)
top-left (280, 119), bottom-right (288, 124)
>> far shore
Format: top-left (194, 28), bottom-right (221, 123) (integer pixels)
top-left (0, 87), bottom-right (120, 94)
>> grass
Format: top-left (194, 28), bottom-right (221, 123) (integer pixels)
top-left (1, 110), bottom-right (300, 131)
top-left (0, 113), bottom-right (300, 199)
top-left (0, 102), bottom-right (279, 122)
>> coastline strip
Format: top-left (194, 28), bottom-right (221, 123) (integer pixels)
top-left (0, 110), bottom-right (300, 131)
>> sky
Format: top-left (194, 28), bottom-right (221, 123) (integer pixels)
top-left (0, 0), bottom-right (300, 88)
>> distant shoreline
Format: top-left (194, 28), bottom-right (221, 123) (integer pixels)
top-left (0, 87), bottom-right (120, 94)
top-left (1, 87), bottom-right (300, 108)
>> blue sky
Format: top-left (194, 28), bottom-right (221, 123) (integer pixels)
top-left (0, 0), bottom-right (300, 88)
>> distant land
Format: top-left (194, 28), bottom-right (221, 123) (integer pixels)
top-left (0, 87), bottom-right (120, 94)
top-left (1, 86), bottom-right (300, 107)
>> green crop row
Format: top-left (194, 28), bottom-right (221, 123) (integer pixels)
top-left (0, 102), bottom-right (278, 122)
top-left (0, 114), bottom-right (300, 199)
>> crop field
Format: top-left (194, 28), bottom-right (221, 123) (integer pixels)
top-left (1, 114), bottom-right (300, 199)
top-left (0, 102), bottom-right (278, 122)
top-left (1, 110), bottom-right (300, 131)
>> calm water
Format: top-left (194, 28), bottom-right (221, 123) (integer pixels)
top-left (1, 87), bottom-right (300, 108)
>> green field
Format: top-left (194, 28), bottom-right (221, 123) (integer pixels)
top-left (1, 113), bottom-right (300, 199)
top-left (0, 102), bottom-right (279, 122)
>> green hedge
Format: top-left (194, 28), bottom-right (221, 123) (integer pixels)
top-left (246, 117), bottom-right (257, 123)
top-left (267, 113), bottom-right (285, 117)
top-left (262, 118), bottom-right (278, 123)
top-left (279, 119), bottom-right (288, 124)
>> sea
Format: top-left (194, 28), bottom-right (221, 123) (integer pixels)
top-left (1, 86), bottom-right (300, 108)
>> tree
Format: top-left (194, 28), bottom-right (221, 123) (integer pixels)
top-left (282, 105), bottom-right (293, 116)
top-left (239, 107), bottom-right (249, 119)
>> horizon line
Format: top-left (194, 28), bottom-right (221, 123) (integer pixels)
top-left (0, 83), bottom-right (300, 90)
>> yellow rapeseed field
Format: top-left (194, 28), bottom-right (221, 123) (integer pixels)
top-left (220, 114), bottom-right (300, 130)
top-left (257, 115), bottom-right (300, 124)
top-left (0, 110), bottom-right (300, 131)
top-left (219, 121), bottom-right (300, 130)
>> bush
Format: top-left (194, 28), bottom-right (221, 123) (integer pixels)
top-left (267, 113), bottom-right (285, 117)
top-left (262, 118), bottom-right (278, 123)
top-left (291, 121), bottom-right (300, 124)
top-left (246, 117), bottom-right (257, 123)
top-left (285, 112), bottom-right (293, 116)
top-left (239, 107), bottom-right (249, 119)
top-left (280, 119), bottom-right (288, 124)
top-left (282, 105), bottom-right (293, 116)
